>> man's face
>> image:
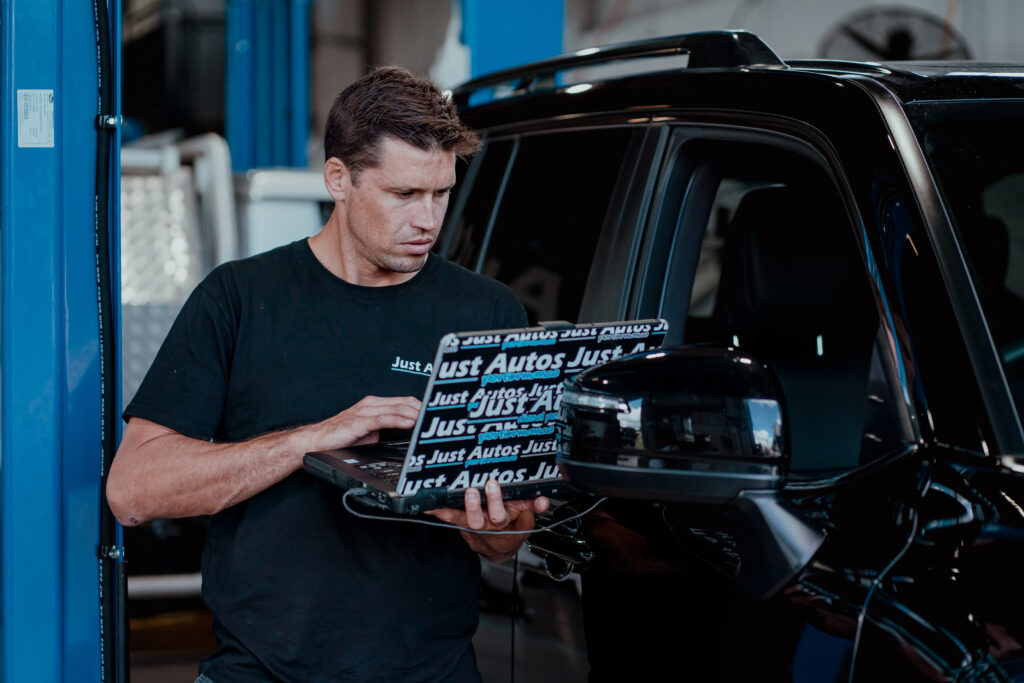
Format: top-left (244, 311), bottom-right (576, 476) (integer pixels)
top-left (337, 136), bottom-right (456, 283)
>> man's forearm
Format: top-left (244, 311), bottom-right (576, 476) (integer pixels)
top-left (106, 395), bottom-right (422, 526)
top-left (106, 418), bottom-right (315, 526)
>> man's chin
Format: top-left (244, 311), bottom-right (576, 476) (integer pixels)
top-left (381, 253), bottom-right (429, 274)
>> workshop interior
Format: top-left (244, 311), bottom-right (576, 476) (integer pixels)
top-left (3, 1), bottom-right (1024, 681)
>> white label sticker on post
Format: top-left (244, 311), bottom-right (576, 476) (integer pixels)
top-left (17, 89), bottom-right (55, 148)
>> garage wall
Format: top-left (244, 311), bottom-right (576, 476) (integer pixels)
top-left (563, 0), bottom-right (1024, 61)
top-left (308, 0), bottom-right (453, 166)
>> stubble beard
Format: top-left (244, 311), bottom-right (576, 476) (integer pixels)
top-left (368, 249), bottom-right (429, 275)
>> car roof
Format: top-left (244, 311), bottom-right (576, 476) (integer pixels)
top-left (453, 31), bottom-right (1024, 118)
top-left (786, 60), bottom-right (1024, 102)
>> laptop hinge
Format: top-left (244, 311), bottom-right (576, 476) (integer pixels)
top-left (537, 320), bottom-right (574, 331)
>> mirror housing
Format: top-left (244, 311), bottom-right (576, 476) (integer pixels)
top-left (556, 345), bottom-right (824, 597)
top-left (557, 345), bottom-right (787, 503)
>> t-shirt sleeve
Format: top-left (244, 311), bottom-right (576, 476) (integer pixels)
top-left (123, 281), bottom-right (235, 440)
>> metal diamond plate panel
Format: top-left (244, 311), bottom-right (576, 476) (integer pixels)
top-left (121, 167), bottom-right (208, 403)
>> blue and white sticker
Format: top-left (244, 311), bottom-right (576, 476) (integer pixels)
top-left (17, 89), bottom-right (55, 148)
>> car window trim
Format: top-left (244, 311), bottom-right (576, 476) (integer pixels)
top-left (470, 137), bottom-right (520, 274)
top-left (578, 125), bottom-right (668, 323)
top-left (640, 123), bottom-right (923, 478)
top-left (849, 76), bottom-right (1024, 454)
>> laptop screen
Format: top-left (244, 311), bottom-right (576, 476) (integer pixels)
top-left (396, 319), bottom-right (668, 497)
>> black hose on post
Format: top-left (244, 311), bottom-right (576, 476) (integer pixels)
top-left (92, 0), bottom-right (127, 680)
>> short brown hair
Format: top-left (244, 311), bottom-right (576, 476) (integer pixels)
top-left (324, 66), bottom-right (481, 179)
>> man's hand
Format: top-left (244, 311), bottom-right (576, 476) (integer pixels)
top-left (308, 395), bottom-right (422, 453)
top-left (426, 478), bottom-right (550, 563)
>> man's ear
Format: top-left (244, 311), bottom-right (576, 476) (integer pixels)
top-left (323, 157), bottom-right (350, 202)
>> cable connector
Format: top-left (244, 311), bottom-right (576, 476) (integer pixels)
top-left (97, 544), bottom-right (125, 561)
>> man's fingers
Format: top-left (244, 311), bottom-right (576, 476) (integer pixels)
top-left (425, 507), bottom-right (458, 524)
top-left (502, 496), bottom-right (548, 517)
top-left (424, 485), bottom-right (545, 538)
top-left (463, 487), bottom-right (486, 530)
top-left (351, 396), bottom-right (421, 423)
top-left (484, 479), bottom-right (508, 525)
top-left (351, 431), bottom-right (380, 447)
top-left (322, 396), bottom-right (422, 450)
top-left (357, 410), bottom-right (415, 432)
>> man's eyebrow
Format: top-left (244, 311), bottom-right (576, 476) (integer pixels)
top-left (386, 183), bottom-right (456, 193)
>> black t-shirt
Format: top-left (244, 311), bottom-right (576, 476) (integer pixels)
top-left (125, 240), bottom-right (527, 682)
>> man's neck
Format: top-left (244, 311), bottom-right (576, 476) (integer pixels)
top-left (307, 221), bottom-right (420, 288)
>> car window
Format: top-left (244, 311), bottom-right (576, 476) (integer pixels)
top-left (448, 128), bottom-right (634, 324)
top-left (872, 181), bottom-right (1000, 455)
top-left (657, 135), bottom-right (905, 476)
top-left (908, 101), bottom-right (1024, 425)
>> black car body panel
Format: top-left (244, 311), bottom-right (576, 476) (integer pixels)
top-left (441, 31), bottom-right (1024, 682)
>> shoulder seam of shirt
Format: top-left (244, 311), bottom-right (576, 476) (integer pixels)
top-left (196, 267), bottom-right (241, 329)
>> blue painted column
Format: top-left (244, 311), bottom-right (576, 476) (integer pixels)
top-left (226, 0), bottom-right (311, 171)
top-left (0, 3), bottom-right (64, 676)
top-left (1, 0), bottom-right (118, 679)
top-left (462, 0), bottom-right (564, 78)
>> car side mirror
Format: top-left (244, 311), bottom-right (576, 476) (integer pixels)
top-left (556, 345), bottom-right (824, 597)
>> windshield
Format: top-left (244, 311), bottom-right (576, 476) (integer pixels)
top-left (908, 100), bottom-right (1024, 418)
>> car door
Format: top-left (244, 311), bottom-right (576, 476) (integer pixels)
top-left (587, 113), bottom-right (1021, 681)
top-left (575, 122), bottom-right (941, 681)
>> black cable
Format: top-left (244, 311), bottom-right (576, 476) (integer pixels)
top-left (510, 549), bottom-right (519, 683)
top-left (847, 507), bottom-right (919, 683)
top-left (92, 0), bottom-right (125, 681)
top-left (342, 490), bottom-right (602, 682)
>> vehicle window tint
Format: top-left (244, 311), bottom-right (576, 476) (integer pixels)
top-left (660, 138), bottom-right (903, 476)
top-left (443, 139), bottom-right (515, 268)
top-left (874, 184), bottom-right (997, 454)
top-left (909, 101), bottom-right (1024, 425)
top-left (478, 128), bottom-right (633, 324)
top-left (686, 177), bottom-right (777, 318)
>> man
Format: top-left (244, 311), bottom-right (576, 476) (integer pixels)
top-left (106, 66), bottom-right (548, 682)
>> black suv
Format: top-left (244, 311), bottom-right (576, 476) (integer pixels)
top-left (438, 31), bottom-right (1024, 683)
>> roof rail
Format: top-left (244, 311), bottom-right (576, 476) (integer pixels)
top-left (785, 59), bottom-right (936, 82)
top-left (784, 59), bottom-right (893, 76)
top-left (452, 30), bottom-right (784, 106)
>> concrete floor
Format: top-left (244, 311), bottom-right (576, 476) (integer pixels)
top-left (130, 616), bottom-right (587, 683)
top-left (130, 573), bottom-right (589, 682)
top-left (132, 648), bottom-right (208, 683)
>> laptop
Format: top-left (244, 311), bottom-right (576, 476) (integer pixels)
top-left (303, 318), bottom-right (668, 515)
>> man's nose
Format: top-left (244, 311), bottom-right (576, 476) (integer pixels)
top-left (411, 195), bottom-right (444, 231)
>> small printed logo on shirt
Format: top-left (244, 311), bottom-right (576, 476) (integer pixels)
top-left (391, 355), bottom-right (432, 377)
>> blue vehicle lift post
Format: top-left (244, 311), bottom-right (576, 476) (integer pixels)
top-left (226, 0), bottom-right (311, 172)
top-left (1, 0), bottom-right (124, 680)
top-left (461, 0), bottom-right (564, 79)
